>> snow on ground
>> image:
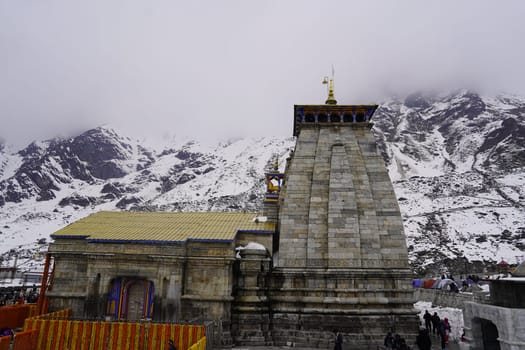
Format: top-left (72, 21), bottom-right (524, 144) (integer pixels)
top-left (496, 169), bottom-right (525, 200)
top-left (453, 132), bottom-right (482, 173)
top-left (0, 151), bottom-right (23, 181)
top-left (0, 198), bottom-right (93, 258)
top-left (153, 137), bottom-right (291, 205)
top-left (0, 277), bottom-right (28, 288)
top-left (388, 140), bottom-right (448, 181)
top-left (445, 206), bottom-right (525, 261)
top-left (403, 203), bottom-right (525, 263)
top-left (484, 95), bottom-right (525, 111)
top-left (395, 166), bottom-right (525, 264)
top-left (415, 301), bottom-right (464, 342)
top-left (426, 101), bottom-right (451, 116)
top-left (394, 172), bottom-right (504, 219)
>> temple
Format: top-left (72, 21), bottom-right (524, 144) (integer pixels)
top-left (265, 79), bottom-right (418, 346)
top-left (44, 82), bottom-right (418, 348)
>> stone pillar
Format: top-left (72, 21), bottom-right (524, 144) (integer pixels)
top-left (232, 248), bottom-right (272, 346)
top-left (85, 272), bottom-right (103, 318)
top-left (159, 276), bottom-right (180, 322)
top-left (262, 201), bottom-right (279, 222)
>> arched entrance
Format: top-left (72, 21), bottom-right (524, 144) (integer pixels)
top-left (107, 277), bottom-right (154, 320)
top-left (125, 281), bottom-right (146, 320)
top-left (480, 319), bottom-right (500, 350)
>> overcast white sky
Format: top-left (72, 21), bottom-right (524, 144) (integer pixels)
top-left (1, 1), bottom-right (525, 147)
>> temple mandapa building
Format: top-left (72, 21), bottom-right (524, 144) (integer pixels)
top-left (45, 81), bottom-right (419, 348)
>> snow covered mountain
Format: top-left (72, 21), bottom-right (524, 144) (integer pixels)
top-left (0, 130), bottom-right (295, 272)
top-left (373, 90), bottom-right (525, 273)
top-left (1, 90), bottom-right (524, 275)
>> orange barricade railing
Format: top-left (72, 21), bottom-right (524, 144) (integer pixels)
top-left (12, 329), bottom-right (38, 350)
top-left (28, 305), bottom-right (38, 318)
top-left (23, 311), bottom-right (206, 350)
top-left (29, 308), bottom-right (71, 320)
top-left (0, 335), bottom-right (11, 350)
top-left (188, 336), bottom-right (206, 350)
top-left (0, 304), bottom-right (32, 330)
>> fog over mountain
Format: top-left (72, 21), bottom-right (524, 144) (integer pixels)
top-left (2, 1), bottom-right (525, 148)
top-left (1, 90), bottom-right (524, 275)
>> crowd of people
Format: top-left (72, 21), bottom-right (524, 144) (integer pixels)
top-left (0, 286), bottom-right (39, 306)
top-left (332, 312), bottom-right (456, 350)
top-left (380, 310), bottom-right (455, 350)
top-left (329, 317), bottom-right (464, 350)
top-left (384, 332), bottom-right (411, 349)
top-left (422, 310), bottom-right (452, 349)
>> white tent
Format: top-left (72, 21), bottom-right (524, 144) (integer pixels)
top-left (438, 278), bottom-right (456, 290)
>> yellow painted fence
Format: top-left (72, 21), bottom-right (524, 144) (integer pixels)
top-left (23, 310), bottom-right (206, 350)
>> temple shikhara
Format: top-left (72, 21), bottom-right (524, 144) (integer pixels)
top-left (44, 80), bottom-right (418, 348)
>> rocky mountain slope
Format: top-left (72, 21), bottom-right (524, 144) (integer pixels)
top-left (373, 90), bottom-right (525, 273)
top-left (1, 90), bottom-right (524, 274)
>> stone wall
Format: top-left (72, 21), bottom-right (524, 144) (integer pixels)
top-left (413, 288), bottom-right (490, 310)
top-left (231, 249), bottom-right (272, 346)
top-left (48, 240), bottom-right (235, 334)
top-left (464, 301), bottom-right (525, 350)
top-left (231, 249), bottom-right (418, 348)
top-left (277, 124), bottom-right (409, 269)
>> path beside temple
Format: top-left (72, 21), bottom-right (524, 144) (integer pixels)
top-left (230, 335), bottom-right (466, 350)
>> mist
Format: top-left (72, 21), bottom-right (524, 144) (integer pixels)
top-left (1, 0), bottom-right (525, 147)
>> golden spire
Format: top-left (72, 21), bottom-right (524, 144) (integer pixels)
top-left (322, 65), bottom-right (337, 105)
top-left (325, 79), bottom-right (337, 105)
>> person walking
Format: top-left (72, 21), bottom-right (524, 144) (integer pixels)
top-left (415, 328), bottom-right (432, 350)
top-left (443, 318), bottom-right (451, 333)
top-left (333, 329), bottom-right (343, 350)
top-left (423, 310), bottom-right (432, 333)
top-left (393, 334), bottom-right (402, 349)
top-left (431, 312), bottom-right (440, 335)
top-left (384, 332), bottom-right (394, 349)
top-left (438, 320), bottom-right (448, 350)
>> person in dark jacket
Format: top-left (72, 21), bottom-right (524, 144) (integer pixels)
top-left (431, 312), bottom-right (441, 335)
top-left (333, 329), bottom-right (343, 350)
top-left (384, 332), bottom-right (394, 349)
top-left (393, 334), bottom-right (402, 349)
top-left (423, 310), bottom-right (432, 332)
top-left (438, 320), bottom-right (449, 350)
top-left (415, 328), bottom-right (432, 350)
top-left (168, 339), bottom-right (176, 350)
top-left (398, 337), bottom-right (409, 350)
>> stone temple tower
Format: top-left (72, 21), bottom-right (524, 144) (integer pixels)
top-left (269, 80), bottom-right (418, 347)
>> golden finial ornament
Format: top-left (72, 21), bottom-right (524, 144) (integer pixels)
top-left (273, 157), bottom-right (279, 171)
top-left (322, 65), bottom-right (337, 105)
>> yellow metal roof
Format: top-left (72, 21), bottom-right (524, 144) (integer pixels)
top-left (51, 211), bottom-right (275, 243)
